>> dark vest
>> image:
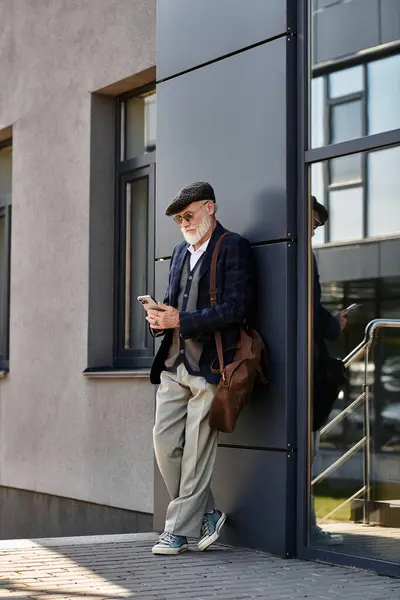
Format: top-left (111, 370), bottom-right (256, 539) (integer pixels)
top-left (165, 253), bottom-right (203, 374)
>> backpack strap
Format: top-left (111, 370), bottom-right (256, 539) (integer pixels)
top-left (209, 232), bottom-right (230, 376)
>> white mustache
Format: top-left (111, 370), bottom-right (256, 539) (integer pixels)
top-left (181, 215), bottom-right (212, 245)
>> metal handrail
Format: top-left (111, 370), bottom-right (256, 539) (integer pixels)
top-left (319, 392), bottom-right (365, 437)
top-left (313, 318), bottom-right (400, 525)
top-left (312, 437), bottom-right (367, 486)
top-left (318, 486), bottom-right (367, 524)
top-left (343, 319), bottom-right (400, 368)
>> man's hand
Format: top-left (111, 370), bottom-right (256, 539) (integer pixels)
top-left (337, 310), bottom-right (348, 332)
top-left (146, 303), bottom-right (180, 330)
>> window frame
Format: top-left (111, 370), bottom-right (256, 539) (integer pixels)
top-left (0, 139), bottom-right (12, 371)
top-left (113, 87), bottom-right (156, 370)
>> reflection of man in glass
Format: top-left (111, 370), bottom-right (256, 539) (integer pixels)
top-left (311, 195), bottom-right (347, 544)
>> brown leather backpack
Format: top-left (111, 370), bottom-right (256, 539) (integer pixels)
top-left (208, 233), bottom-right (269, 433)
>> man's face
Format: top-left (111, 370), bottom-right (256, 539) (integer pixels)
top-left (173, 200), bottom-right (215, 245)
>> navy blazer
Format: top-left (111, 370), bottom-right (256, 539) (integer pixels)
top-left (150, 222), bottom-right (254, 385)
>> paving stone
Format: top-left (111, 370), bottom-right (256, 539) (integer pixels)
top-left (0, 533), bottom-right (398, 600)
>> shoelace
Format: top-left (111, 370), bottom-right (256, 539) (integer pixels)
top-left (160, 532), bottom-right (179, 544)
top-left (200, 513), bottom-right (215, 537)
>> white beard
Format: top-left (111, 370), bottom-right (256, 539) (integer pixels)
top-left (181, 214), bottom-right (213, 246)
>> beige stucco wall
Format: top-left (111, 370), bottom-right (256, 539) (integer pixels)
top-left (0, 0), bottom-right (156, 513)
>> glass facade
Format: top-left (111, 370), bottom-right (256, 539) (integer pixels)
top-left (308, 0), bottom-right (400, 572)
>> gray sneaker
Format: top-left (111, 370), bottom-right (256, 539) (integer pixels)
top-left (152, 532), bottom-right (188, 555)
top-left (198, 509), bottom-right (226, 551)
top-left (312, 526), bottom-right (344, 545)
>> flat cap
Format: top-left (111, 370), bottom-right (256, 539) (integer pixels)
top-left (312, 195), bottom-right (328, 225)
top-left (165, 181), bottom-right (216, 216)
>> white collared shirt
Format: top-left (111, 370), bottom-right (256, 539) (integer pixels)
top-left (188, 239), bottom-right (210, 271)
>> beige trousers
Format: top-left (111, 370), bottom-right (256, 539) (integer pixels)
top-left (153, 363), bottom-right (218, 537)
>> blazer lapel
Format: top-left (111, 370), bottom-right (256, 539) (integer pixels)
top-left (198, 221), bottom-right (226, 282)
top-left (170, 243), bottom-right (188, 306)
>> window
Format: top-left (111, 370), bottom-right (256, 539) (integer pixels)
top-left (328, 66), bottom-right (363, 99)
top-left (330, 153), bottom-right (362, 186)
top-left (329, 187), bottom-right (363, 242)
top-left (311, 53), bottom-right (400, 150)
top-left (330, 101), bottom-right (363, 144)
top-left (124, 91), bottom-right (156, 160)
top-left (311, 161), bottom-right (325, 245)
top-left (368, 54), bottom-right (400, 136)
top-left (310, 52), bottom-right (400, 244)
top-left (311, 144), bottom-right (400, 244)
top-left (368, 146), bottom-right (400, 238)
top-left (115, 88), bottom-right (156, 369)
top-left (311, 77), bottom-right (325, 149)
top-left (0, 142), bottom-right (12, 368)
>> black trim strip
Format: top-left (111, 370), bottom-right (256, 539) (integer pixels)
top-left (218, 443), bottom-right (295, 453)
top-left (252, 237), bottom-right (296, 248)
top-left (305, 128), bottom-right (400, 164)
top-left (155, 237), bottom-right (297, 262)
top-left (157, 32), bottom-right (289, 84)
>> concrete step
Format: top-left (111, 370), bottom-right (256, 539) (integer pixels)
top-left (351, 499), bottom-right (400, 527)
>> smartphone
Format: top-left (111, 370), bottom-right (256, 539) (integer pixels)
top-left (344, 303), bottom-right (362, 314)
top-left (137, 295), bottom-right (164, 311)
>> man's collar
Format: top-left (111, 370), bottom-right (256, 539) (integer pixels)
top-left (187, 238), bottom-right (210, 255)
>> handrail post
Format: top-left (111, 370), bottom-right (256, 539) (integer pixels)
top-left (363, 347), bottom-right (371, 525)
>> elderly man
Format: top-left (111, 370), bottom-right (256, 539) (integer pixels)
top-left (146, 182), bottom-right (254, 555)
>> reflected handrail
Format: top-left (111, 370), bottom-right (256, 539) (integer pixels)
top-left (313, 318), bottom-right (400, 526)
top-left (343, 319), bottom-right (400, 368)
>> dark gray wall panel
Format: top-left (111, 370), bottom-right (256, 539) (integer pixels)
top-left (154, 447), bottom-right (293, 556)
top-left (157, 0), bottom-right (289, 80)
top-left (156, 38), bottom-right (290, 258)
top-left (313, 0), bottom-right (380, 65)
top-left (380, 0), bottom-right (400, 44)
top-left (212, 447), bottom-right (292, 555)
top-left (155, 243), bottom-right (296, 450)
top-left (219, 243), bottom-right (296, 449)
top-left (316, 242), bottom-right (380, 283)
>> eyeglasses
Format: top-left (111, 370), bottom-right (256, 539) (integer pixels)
top-left (172, 201), bottom-right (209, 225)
